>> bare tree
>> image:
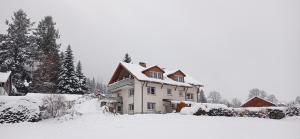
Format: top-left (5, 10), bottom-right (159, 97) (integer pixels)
top-left (295, 96), bottom-right (300, 104)
top-left (41, 94), bottom-right (67, 119)
top-left (221, 99), bottom-right (231, 107)
top-left (231, 98), bottom-right (242, 108)
top-left (248, 88), bottom-right (267, 99)
top-left (267, 94), bottom-right (278, 104)
top-left (208, 91), bottom-right (222, 104)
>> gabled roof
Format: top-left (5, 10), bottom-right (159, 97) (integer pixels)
top-left (166, 70), bottom-right (186, 77)
top-left (142, 65), bottom-right (165, 73)
top-left (0, 71), bottom-right (11, 82)
top-left (240, 96), bottom-right (276, 107)
top-left (109, 62), bottom-right (203, 87)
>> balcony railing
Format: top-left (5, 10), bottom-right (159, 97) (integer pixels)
top-left (107, 78), bottom-right (134, 92)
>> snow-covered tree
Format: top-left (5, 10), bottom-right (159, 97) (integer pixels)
top-left (30, 16), bottom-right (60, 93)
top-left (123, 53), bottom-right (131, 63)
top-left (231, 98), bottom-right (242, 108)
top-left (221, 98), bottom-right (231, 107)
top-left (75, 61), bottom-right (88, 94)
top-left (0, 9), bottom-right (36, 94)
top-left (57, 45), bottom-right (79, 94)
top-left (198, 89), bottom-right (207, 103)
top-left (295, 96), bottom-right (300, 104)
top-left (208, 91), bottom-right (222, 104)
top-left (267, 94), bottom-right (278, 104)
top-left (248, 88), bottom-right (267, 99)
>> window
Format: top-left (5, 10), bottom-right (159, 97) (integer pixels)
top-left (149, 71), bottom-right (162, 79)
top-left (186, 93), bottom-right (194, 100)
top-left (117, 106), bottom-right (122, 112)
top-left (157, 72), bottom-right (162, 79)
top-left (128, 88), bottom-right (134, 97)
top-left (147, 102), bottom-right (156, 110)
top-left (179, 91), bottom-right (184, 97)
top-left (147, 87), bottom-right (156, 95)
top-left (175, 76), bottom-right (184, 82)
top-left (167, 88), bottom-right (172, 96)
top-left (129, 104), bottom-right (134, 111)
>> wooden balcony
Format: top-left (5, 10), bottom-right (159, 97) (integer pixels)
top-left (107, 78), bottom-right (134, 92)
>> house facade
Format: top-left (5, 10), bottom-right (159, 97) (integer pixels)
top-left (107, 62), bottom-right (203, 114)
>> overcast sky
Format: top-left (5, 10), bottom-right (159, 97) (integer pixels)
top-left (1, 0), bottom-right (299, 102)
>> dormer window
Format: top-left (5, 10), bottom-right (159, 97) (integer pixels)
top-left (175, 76), bottom-right (184, 82)
top-left (150, 71), bottom-right (162, 79)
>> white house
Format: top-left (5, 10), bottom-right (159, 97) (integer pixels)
top-left (107, 62), bottom-right (203, 114)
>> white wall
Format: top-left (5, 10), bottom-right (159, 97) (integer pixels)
top-left (133, 80), bottom-right (199, 114)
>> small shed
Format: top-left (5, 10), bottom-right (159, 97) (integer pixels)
top-left (241, 96), bottom-right (276, 107)
top-left (0, 71), bottom-right (12, 96)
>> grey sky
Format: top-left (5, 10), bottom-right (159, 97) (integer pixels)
top-left (1, 0), bottom-right (299, 102)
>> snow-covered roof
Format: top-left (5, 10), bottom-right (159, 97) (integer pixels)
top-left (119, 62), bottom-right (203, 87)
top-left (240, 96), bottom-right (276, 107)
top-left (0, 71), bottom-right (11, 82)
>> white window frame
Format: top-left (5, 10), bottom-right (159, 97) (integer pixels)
top-left (129, 104), bottom-right (134, 111)
top-left (149, 71), bottom-right (162, 79)
top-left (128, 88), bottom-right (134, 97)
top-left (175, 76), bottom-right (184, 82)
top-left (167, 88), bottom-right (172, 96)
top-left (147, 87), bottom-right (156, 95)
top-left (147, 102), bottom-right (156, 111)
top-left (157, 72), bottom-right (162, 79)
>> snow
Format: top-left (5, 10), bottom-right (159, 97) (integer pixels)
top-left (119, 62), bottom-right (203, 87)
top-left (0, 71), bottom-right (11, 82)
top-left (178, 102), bottom-right (230, 115)
top-left (1, 94), bottom-right (300, 139)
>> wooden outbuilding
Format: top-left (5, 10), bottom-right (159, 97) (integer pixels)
top-left (0, 71), bottom-right (12, 96)
top-left (241, 96), bottom-right (276, 107)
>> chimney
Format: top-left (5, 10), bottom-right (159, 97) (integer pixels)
top-left (139, 62), bottom-right (146, 68)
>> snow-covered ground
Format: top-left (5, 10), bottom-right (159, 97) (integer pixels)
top-left (0, 96), bottom-right (300, 139)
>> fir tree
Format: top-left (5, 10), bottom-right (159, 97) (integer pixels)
top-left (199, 89), bottom-right (207, 103)
top-left (75, 61), bottom-right (88, 94)
top-left (0, 9), bottom-right (36, 94)
top-left (123, 53), bottom-right (131, 63)
top-left (57, 45), bottom-right (79, 94)
top-left (31, 16), bottom-right (60, 93)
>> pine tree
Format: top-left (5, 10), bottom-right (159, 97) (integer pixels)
top-left (0, 9), bottom-right (36, 94)
top-left (57, 45), bottom-right (79, 94)
top-left (123, 53), bottom-right (131, 63)
top-left (199, 89), bottom-right (207, 103)
top-left (31, 16), bottom-right (60, 93)
top-left (75, 61), bottom-right (88, 94)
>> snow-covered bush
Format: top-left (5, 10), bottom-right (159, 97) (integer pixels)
top-left (268, 109), bottom-right (285, 119)
top-left (40, 94), bottom-right (79, 119)
top-left (207, 108), bottom-right (233, 116)
top-left (0, 98), bottom-right (41, 123)
top-left (285, 106), bottom-right (300, 116)
top-left (193, 108), bottom-right (207, 116)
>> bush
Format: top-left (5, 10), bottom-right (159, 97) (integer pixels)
top-left (193, 108), bottom-right (207, 116)
top-left (40, 94), bottom-right (68, 119)
top-left (0, 99), bottom-right (41, 123)
top-left (40, 94), bottom-right (80, 120)
top-left (285, 106), bottom-right (300, 116)
top-left (267, 109), bottom-right (285, 119)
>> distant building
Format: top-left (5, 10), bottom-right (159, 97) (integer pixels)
top-left (107, 62), bottom-right (203, 114)
top-left (0, 71), bottom-right (12, 96)
top-left (241, 96), bottom-right (276, 107)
